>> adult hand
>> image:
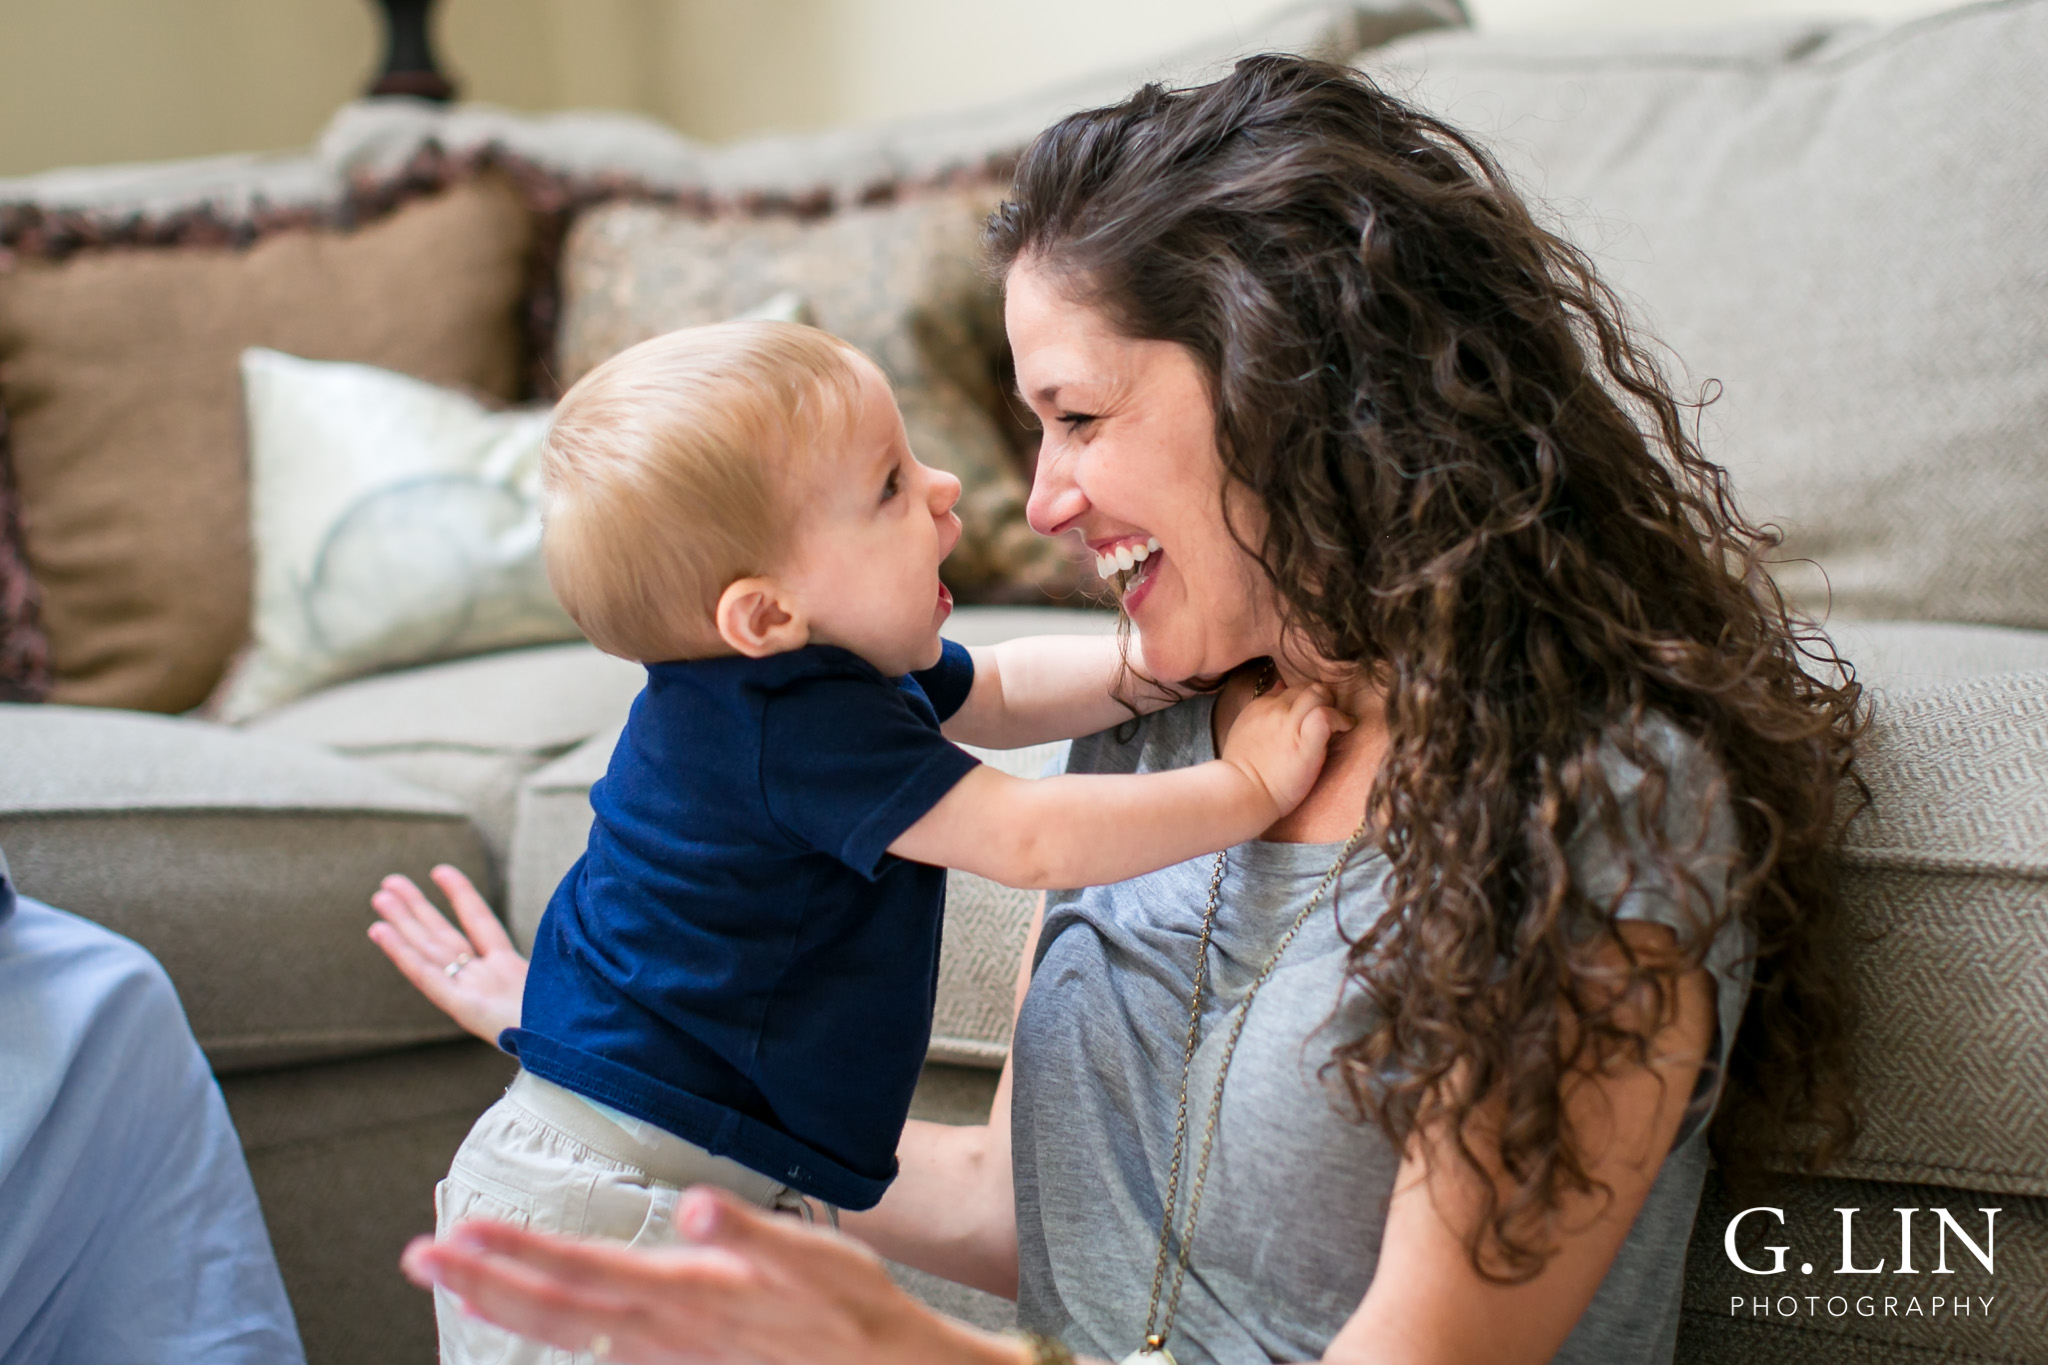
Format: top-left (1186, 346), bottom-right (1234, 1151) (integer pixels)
top-left (368, 864), bottom-right (527, 1044)
top-left (404, 1186), bottom-right (1025, 1365)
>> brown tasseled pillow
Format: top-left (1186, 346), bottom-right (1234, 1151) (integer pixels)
top-left (0, 173), bottom-right (534, 713)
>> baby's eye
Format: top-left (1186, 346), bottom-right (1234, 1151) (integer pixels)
top-left (880, 466), bottom-right (902, 503)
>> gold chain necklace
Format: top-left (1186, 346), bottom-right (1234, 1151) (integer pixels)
top-left (1121, 741), bottom-right (1369, 1365)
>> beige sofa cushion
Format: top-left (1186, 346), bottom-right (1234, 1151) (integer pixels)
top-left (245, 641), bottom-right (645, 871)
top-left (1836, 668), bottom-right (2048, 1196)
top-left (0, 174), bottom-right (533, 712)
top-left (1829, 618), bottom-right (2048, 694)
top-left (507, 726), bottom-right (618, 950)
top-left (0, 704), bottom-right (491, 1072)
top-left (1363, 4), bottom-right (2048, 628)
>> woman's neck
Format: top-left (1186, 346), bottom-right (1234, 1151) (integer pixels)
top-left (1215, 654), bottom-right (1389, 845)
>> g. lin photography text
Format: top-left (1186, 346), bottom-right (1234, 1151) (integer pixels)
top-left (1724, 1206), bottom-right (2000, 1321)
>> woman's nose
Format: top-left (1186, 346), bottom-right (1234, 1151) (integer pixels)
top-left (1025, 438), bottom-right (1089, 536)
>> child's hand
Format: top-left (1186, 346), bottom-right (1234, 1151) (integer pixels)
top-left (1218, 681), bottom-right (1353, 817)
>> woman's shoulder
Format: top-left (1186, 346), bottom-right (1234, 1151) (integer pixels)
top-left (1060, 693), bottom-right (1217, 778)
top-left (1569, 711), bottom-right (1745, 949)
top-left (1583, 711), bottom-right (1734, 847)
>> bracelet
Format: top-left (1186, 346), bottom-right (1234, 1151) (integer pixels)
top-left (1018, 1331), bottom-right (1076, 1365)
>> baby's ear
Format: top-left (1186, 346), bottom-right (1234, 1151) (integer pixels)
top-left (715, 577), bottom-right (808, 658)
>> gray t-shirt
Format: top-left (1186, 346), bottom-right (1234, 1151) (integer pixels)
top-left (1013, 696), bottom-right (1750, 1365)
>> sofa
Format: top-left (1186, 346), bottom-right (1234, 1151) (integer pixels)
top-left (0, 1), bottom-right (2043, 1362)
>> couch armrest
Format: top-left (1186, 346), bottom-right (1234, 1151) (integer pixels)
top-left (0, 704), bottom-right (493, 1072)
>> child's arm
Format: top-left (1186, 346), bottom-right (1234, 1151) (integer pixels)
top-left (941, 635), bottom-right (1174, 749)
top-left (894, 681), bottom-right (1351, 889)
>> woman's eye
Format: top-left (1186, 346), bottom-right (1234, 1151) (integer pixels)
top-left (1057, 412), bottom-right (1098, 430)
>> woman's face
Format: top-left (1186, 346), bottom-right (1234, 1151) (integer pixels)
top-left (1006, 258), bottom-right (1279, 684)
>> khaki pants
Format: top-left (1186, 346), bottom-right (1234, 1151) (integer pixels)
top-left (435, 1070), bottom-right (817, 1365)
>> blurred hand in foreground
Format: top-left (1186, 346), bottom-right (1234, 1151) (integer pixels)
top-left (404, 1186), bottom-right (1021, 1365)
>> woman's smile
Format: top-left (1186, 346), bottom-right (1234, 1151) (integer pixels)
top-left (1088, 534), bottom-right (1163, 606)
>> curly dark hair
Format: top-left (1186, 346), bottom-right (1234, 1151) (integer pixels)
top-left (986, 54), bottom-right (1866, 1280)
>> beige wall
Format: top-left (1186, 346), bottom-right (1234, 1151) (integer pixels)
top-left (1470, 0), bottom-right (1941, 28)
top-left (0, 0), bottom-right (1954, 179)
top-left (0, 0), bottom-right (376, 177)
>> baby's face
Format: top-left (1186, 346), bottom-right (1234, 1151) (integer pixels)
top-left (779, 359), bottom-right (963, 676)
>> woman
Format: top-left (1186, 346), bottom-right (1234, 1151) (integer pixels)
top-left (375, 56), bottom-right (1861, 1365)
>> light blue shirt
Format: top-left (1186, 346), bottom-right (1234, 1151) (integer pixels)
top-left (0, 846), bottom-right (306, 1364)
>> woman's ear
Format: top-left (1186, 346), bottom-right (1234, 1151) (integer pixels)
top-left (715, 577), bottom-right (809, 658)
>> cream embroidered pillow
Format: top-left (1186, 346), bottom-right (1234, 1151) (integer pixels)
top-left (214, 348), bottom-right (574, 721)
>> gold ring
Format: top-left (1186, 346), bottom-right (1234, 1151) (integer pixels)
top-left (589, 1331), bottom-right (612, 1359)
top-left (444, 952), bottom-right (475, 978)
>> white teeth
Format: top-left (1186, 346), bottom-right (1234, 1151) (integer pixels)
top-left (1093, 539), bottom-right (1160, 582)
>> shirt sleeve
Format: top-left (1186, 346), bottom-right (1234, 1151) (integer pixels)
top-left (910, 637), bottom-right (975, 722)
top-left (1566, 717), bottom-right (1752, 1148)
top-left (760, 673), bottom-right (982, 878)
top-left (1565, 720), bottom-right (1740, 946)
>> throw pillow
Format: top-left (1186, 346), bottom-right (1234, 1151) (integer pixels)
top-left (216, 291), bottom-right (812, 720)
top-left (213, 349), bottom-right (571, 721)
top-left (0, 173), bottom-right (533, 712)
top-left (557, 187), bottom-right (1082, 604)
top-left (1361, 4), bottom-right (2048, 627)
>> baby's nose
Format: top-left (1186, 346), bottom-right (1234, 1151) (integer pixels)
top-left (930, 467), bottom-right (963, 513)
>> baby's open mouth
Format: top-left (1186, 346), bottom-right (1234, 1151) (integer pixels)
top-left (1093, 537), bottom-right (1161, 597)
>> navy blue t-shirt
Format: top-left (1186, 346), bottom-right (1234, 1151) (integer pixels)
top-left (504, 640), bottom-right (980, 1209)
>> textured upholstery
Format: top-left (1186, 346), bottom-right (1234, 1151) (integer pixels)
top-left (245, 641), bottom-right (645, 872)
top-left (1364, 3), bottom-right (2048, 629)
top-left (1834, 670), bottom-right (2048, 1197)
top-left (505, 725), bottom-right (617, 948)
top-left (0, 705), bottom-right (491, 1072)
top-left (1828, 619), bottom-right (2048, 695)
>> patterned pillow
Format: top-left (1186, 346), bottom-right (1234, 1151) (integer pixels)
top-left (210, 349), bottom-right (573, 722)
top-left (556, 187), bottom-right (1083, 604)
top-left (0, 174), bottom-right (534, 712)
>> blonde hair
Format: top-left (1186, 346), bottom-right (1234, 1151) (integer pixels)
top-left (541, 321), bottom-right (866, 661)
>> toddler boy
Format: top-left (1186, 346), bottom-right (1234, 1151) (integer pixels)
top-left (434, 322), bottom-right (1343, 1362)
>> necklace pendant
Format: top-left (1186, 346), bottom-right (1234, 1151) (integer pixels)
top-left (1119, 1348), bottom-right (1179, 1365)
